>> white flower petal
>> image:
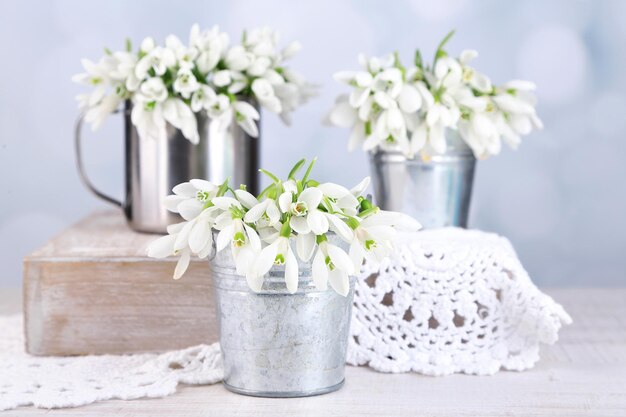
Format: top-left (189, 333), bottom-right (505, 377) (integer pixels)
top-left (164, 195), bottom-right (186, 212)
top-left (327, 244), bottom-right (355, 275)
top-left (190, 179), bottom-right (217, 192)
top-left (212, 196), bottom-right (242, 210)
top-left (329, 101), bottom-right (357, 128)
top-left (174, 249), bottom-right (191, 280)
top-left (299, 187), bottom-right (323, 208)
top-left (216, 224), bottom-right (234, 251)
top-left (349, 241), bottom-right (365, 272)
top-left (290, 216), bottom-right (311, 234)
top-left (244, 224), bottom-right (262, 252)
top-left (255, 240), bottom-right (279, 277)
top-left (278, 192), bottom-right (293, 213)
top-left (147, 234), bottom-right (176, 258)
top-left (188, 220), bottom-right (212, 253)
top-left (317, 182), bottom-right (350, 199)
top-left (285, 246), bottom-right (299, 294)
top-left (296, 232), bottom-right (316, 262)
top-left (325, 213), bottom-right (354, 242)
top-left (328, 268), bottom-right (349, 297)
top-left (306, 210), bottom-right (328, 235)
top-left (172, 182), bottom-right (197, 197)
top-left (312, 249), bottom-right (328, 291)
top-left (398, 85), bottom-right (422, 114)
top-left (178, 199), bottom-right (204, 221)
top-left (235, 189), bottom-right (259, 209)
top-left (244, 200), bottom-right (268, 223)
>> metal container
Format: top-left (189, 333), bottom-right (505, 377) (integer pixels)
top-left (207, 99), bottom-right (260, 195)
top-left (369, 131), bottom-right (476, 228)
top-left (74, 100), bottom-right (260, 233)
top-left (209, 237), bottom-right (355, 398)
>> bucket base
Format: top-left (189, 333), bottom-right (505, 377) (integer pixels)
top-left (222, 379), bottom-right (345, 398)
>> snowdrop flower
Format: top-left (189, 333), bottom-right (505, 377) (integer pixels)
top-left (312, 239), bottom-right (354, 296)
top-left (162, 98), bottom-right (199, 144)
top-left (233, 101), bottom-right (261, 137)
top-left (190, 85), bottom-right (217, 112)
top-left (280, 41), bottom-right (302, 60)
top-left (225, 46), bottom-right (253, 71)
top-left (459, 50), bottom-right (492, 93)
top-left (190, 25), bottom-right (228, 74)
top-left (458, 108), bottom-right (502, 158)
top-left (347, 216), bottom-right (395, 271)
top-left (134, 46), bottom-right (176, 79)
top-left (131, 103), bottom-right (166, 142)
top-left (83, 94), bottom-right (123, 131)
top-left (135, 78), bottom-right (168, 105)
top-left (253, 232), bottom-right (299, 293)
top-left (214, 207), bottom-right (262, 279)
top-left (244, 198), bottom-right (281, 227)
top-left (251, 78), bottom-right (282, 113)
top-left (173, 68), bottom-right (200, 99)
top-left (279, 187), bottom-right (329, 235)
top-left (244, 27), bottom-right (280, 58)
top-left (164, 179), bottom-right (219, 220)
top-left (73, 57), bottom-right (115, 109)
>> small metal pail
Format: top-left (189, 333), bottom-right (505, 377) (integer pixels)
top-left (369, 131), bottom-right (476, 228)
top-left (209, 237), bottom-right (355, 397)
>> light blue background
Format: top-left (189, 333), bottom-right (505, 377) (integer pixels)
top-left (1, 0), bottom-right (625, 287)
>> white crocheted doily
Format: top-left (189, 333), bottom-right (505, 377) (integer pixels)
top-left (348, 228), bottom-right (572, 375)
top-left (0, 315), bottom-right (222, 411)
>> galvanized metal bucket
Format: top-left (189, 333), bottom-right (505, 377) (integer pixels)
top-left (74, 100), bottom-right (260, 234)
top-left (209, 237), bottom-right (355, 398)
top-left (369, 131), bottom-right (476, 228)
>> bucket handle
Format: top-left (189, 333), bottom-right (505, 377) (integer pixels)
top-left (74, 111), bottom-right (123, 207)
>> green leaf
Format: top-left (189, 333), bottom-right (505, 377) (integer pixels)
top-left (125, 38), bottom-right (132, 52)
top-left (217, 179), bottom-right (230, 197)
top-left (288, 158), bottom-right (306, 179)
top-left (301, 157), bottom-right (317, 184)
top-left (103, 47), bottom-right (113, 56)
top-left (414, 49), bottom-right (423, 69)
top-left (433, 29), bottom-right (455, 64)
top-left (258, 183), bottom-right (275, 199)
top-left (259, 168), bottom-right (280, 184)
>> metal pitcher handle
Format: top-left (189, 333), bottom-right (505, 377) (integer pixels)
top-left (74, 112), bottom-right (123, 207)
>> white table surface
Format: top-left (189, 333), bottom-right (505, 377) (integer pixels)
top-left (1, 287), bottom-right (625, 417)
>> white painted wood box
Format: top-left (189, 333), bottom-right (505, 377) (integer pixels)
top-left (23, 211), bottom-right (218, 356)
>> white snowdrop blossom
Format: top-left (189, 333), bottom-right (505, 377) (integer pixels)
top-left (328, 31), bottom-right (542, 159)
top-left (74, 24), bottom-right (315, 144)
top-left (147, 158), bottom-right (421, 295)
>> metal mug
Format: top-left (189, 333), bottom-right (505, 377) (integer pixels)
top-left (369, 131), bottom-right (476, 229)
top-left (209, 234), bottom-right (354, 398)
top-left (74, 100), bottom-right (260, 234)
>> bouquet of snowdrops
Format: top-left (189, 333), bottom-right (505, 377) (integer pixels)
top-left (147, 158), bottom-right (421, 296)
top-left (73, 25), bottom-right (316, 143)
top-left (328, 31), bottom-right (543, 159)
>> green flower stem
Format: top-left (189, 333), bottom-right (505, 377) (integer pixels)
top-left (280, 219), bottom-right (292, 238)
top-left (316, 234), bottom-right (328, 244)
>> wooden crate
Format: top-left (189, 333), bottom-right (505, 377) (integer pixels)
top-left (23, 210), bottom-right (217, 356)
